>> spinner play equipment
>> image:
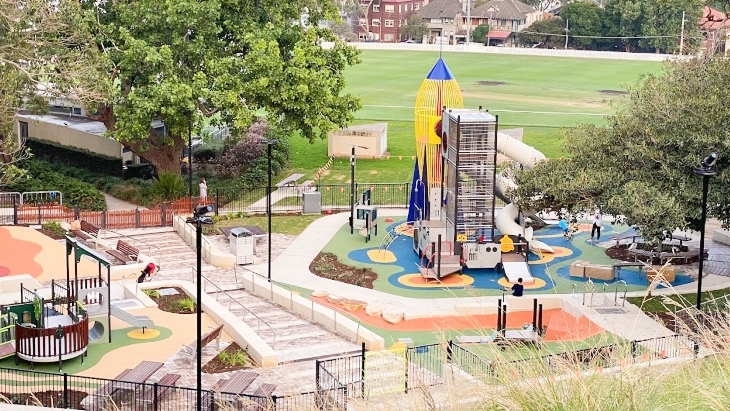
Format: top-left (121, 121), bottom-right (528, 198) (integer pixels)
top-left (408, 58), bottom-right (464, 223)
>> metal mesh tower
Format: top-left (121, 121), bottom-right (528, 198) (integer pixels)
top-left (442, 109), bottom-right (498, 244)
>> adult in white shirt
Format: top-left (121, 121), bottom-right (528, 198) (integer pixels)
top-left (199, 178), bottom-right (208, 200)
top-left (591, 211), bottom-right (602, 241)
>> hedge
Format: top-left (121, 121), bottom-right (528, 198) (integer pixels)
top-left (25, 138), bottom-right (123, 177)
top-left (9, 160), bottom-right (107, 210)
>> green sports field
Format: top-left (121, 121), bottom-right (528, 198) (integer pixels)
top-left (284, 50), bottom-right (664, 183)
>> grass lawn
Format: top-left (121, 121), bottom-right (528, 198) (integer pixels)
top-left (275, 50), bottom-right (662, 184)
top-left (626, 287), bottom-right (730, 313)
top-left (209, 214), bottom-right (323, 236)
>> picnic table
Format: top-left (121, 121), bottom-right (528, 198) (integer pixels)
top-left (218, 371), bottom-right (260, 406)
top-left (275, 173), bottom-right (305, 188)
top-left (122, 361), bottom-right (164, 385)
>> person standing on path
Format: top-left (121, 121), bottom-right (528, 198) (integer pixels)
top-left (199, 178), bottom-right (208, 200)
top-left (591, 210), bottom-right (603, 242)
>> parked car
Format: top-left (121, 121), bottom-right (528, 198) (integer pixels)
top-left (403, 39), bottom-right (417, 44)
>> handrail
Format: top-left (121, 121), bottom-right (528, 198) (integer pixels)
top-left (196, 270), bottom-right (277, 348)
top-left (610, 280), bottom-right (628, 307)
top-left (237, 265), bottom-right (363, 345)
top-left (100, 228), bottom-right (162, 264)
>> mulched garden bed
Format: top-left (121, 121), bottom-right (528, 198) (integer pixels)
top-left (0, 390), bottom-right (87, 409)
top-left (605, 244), bottom-right (697, 265)
top-left (202, 342), bottom-right (255, 374)
top-left (148, 287), bottom-right (197, 314)
top-left (309, 252), bottom-right (377, 289)
top-left (37, 228), bottom-right (67, 240)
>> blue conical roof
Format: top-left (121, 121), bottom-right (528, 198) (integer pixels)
top-left (426, 58), bottom-right (455, 81)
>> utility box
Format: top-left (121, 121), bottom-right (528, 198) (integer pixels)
top-left (302, 191), bottom-right (322, 214)
top-left (229, 227), bottom-right (255, 265)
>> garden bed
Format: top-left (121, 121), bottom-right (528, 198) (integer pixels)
top-left (146, 287), bottom-right (197, 314)
top-left (202, 342), bottom-right (255, 373)
top-left (605, 244), bottom-right (697, 265)
top-left (0, 390), bottom-right (87, 409)
top-left (309, 252), bottom-right (377, 289)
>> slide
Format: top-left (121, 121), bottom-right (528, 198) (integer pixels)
top-left (109, 305), bottom-right (155, 329)
top-left (494, 132), bottom-right (554, 254)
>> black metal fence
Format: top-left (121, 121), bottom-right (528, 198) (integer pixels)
top-left (0, 366), bottom-right (346, 410)
top-left (319, 334), bottom-right (694, 402)
top-left (216, 182), bottom-right (411, 214)
top-left (0, 193), bottom-right (17, 225)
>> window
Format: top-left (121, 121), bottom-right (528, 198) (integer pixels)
top-left (73, 107), bottom-right (82, 115)
top-left (19, 121), bottom-right (28, 139)
top-left (385, 5), bottom-right (393, 12)
top-left (384, 33), bottom-right (394, 41)
top-left (372, 18), bottom-right (380, 26)
top-left (373, 4), bottom-right (380, 12)
top-left (49, 105), bottom-right (72, 115)
top-left (359, 18), bottom-right (367, 25)
top-left (385, 19), bottom-right (394, 27)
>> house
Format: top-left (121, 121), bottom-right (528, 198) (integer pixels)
top-left (355, 0), bottom-right (422, 42)
top-left (417, 0), bottom-right (465, 45)
top-left (14, 96), bottom-right (141, 166)
top-left (470, 0), bottom-right (542, 46)
top-left (699, 6), bottom-right (729, 55)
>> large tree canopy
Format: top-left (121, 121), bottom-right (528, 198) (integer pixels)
top-left (511, 57), bottom-right (730, 245)
top-left (0, 0), bottom-right (102, 187)
top-left (77, 0), bottom-right (361, 174)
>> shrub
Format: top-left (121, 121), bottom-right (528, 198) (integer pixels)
top-left (152, 172), bottom-right (185, 202)
top-left (175, 297), bottom-right (195, 313)
top-left (42, 222), bottom-right (67, 238)
top-left (24, 138), bottom-right (122, 177)
top-left (193, 141), bottom-right (225, 163)
top-left (9, 160), bottom-right (107, 210)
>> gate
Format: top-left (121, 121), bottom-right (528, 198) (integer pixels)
top-left (0, 193), bottom-right (19, 225)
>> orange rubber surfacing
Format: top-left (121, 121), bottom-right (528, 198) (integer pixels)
top-left (311, 296), bottom-right (604, 342)
top-left (398, 273), bottom-right (474, 288)
top-left (0, 227), bottom-right (43, 277)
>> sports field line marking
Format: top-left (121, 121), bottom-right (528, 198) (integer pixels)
top-left (362, 104), bottom-right (607, 116)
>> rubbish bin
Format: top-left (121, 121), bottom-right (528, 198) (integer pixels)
top-left (229, 227), bottom-right (254, 265)
top-left (302, 191), bottom-right (322, 214)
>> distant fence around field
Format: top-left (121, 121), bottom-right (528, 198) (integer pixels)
top-left (324, 41), bottom-right (691, 62)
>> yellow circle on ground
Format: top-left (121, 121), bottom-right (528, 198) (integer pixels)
top-left (398, 273), bottom-right (475, 288)
top-left (367, 249), bottom-right (397, 263)
top-left (529, 246), bottom-right (573, 265)
top-left (497, 277), bottom-right (547, 289)
top-left (127, 328), bottom-right (161, 340)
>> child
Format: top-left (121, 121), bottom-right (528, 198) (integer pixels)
top-left (559, 216), bottom-right (570, 239)
top-left (137, 263), bottom-right (157, 283)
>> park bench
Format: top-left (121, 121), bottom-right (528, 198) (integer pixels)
top-left (275, 173), bottom-right (305, 188)
top-left (182, 324), bottom-right (224, 361)
top-left (106, 240), bottom-right (139, 263)
top-left (72, 220), bottom-right (100, 241)
top-left (245, 383), bottom-right (277, 410)
top-left (138, 373), bottom-right (181, 409)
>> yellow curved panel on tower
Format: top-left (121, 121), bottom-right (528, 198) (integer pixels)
top-left (414, 77), bottom-right (463, 188)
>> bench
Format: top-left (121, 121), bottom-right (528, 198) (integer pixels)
top-left (182, 324), bottom-right (224, 360)
top-left (106, 240), bottom-right (139, 263)
top-left (72, 220), bottom-right (100, 241)
top-left (245, 383), bottom-right (277, 410)
top-left (275, 173), bottom-right (305, 188)
top-left (86, 369), bottom-right (132, 410)
top-left (200, 379), bottom-right (228, 411)
top-left (138, 373), bottom-right (181, 408)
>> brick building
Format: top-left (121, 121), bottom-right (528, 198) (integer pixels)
top-left (355, 0), bottom-right (422, 42)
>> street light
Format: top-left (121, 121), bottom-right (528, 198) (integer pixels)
top-left (261, 139), bottom-right (278, 282)
top-left (186, 204), bottom-right (213, 411)
top-left (693, 152), bottom-right (720, 311)
top-left (187, 110), bottom-right (193, 199)
top-left (346, 142), bottom-right (368, 234)
top-left (465, 0), bottom-right (471, 47)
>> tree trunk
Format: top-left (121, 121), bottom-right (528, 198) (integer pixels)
top-left (126, 134), bottom-right (187, 175)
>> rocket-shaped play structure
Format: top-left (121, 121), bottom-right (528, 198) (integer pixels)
top-left (408, 58), bottom-right (463, 222)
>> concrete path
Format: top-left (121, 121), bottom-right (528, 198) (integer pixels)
top-left (103, 192), bottom-right (147, 210)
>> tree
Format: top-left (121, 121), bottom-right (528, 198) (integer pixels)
top-left (519, 18), bottom-right (566, 49)
top-left (0, 0), bottom-right (102, 187)
top-left (76, 0), bottom-right (361, 175)
top-left (638, 0), bottom-right (703, 54)
top-left (330, 21), bottom-right (358, 42)
top-left (403, 15), bottom-right (429, 42)
top-left (603, 0), bottom-right (645, 52)
top-left (522, 0), bottom-right (563, 12)
top-left (512, 57), bottom-right (730, 245)
top-left (471, 24), bottom-right (489, 44)
top-left (560, 1), bottom-right (604, 49)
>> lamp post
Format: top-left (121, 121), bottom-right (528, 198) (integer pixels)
top-left (693, 152), bottom-right (720, 311)
top-left (186, 205), bottom-right (213, 411)
top-left (346, 143), bottom-right (368, 234)
top-left (261, 139), bottom-right (278, 282)
top-left (188, 111), bottom-right (193, 199)
top-left (465, 0), bottom-right (471, 47)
